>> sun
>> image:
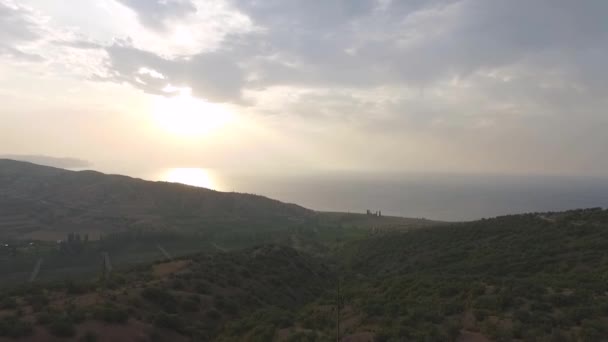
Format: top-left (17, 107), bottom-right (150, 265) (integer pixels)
top-left (163, 168), bottom-right (217, 190)
top-left (152, 88), bottom-right (233, 137)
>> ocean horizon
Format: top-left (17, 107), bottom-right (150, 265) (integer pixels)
top-left (141, 169), bottom-right (608, 221)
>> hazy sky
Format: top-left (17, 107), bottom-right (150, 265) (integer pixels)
top-left (2, 0), bottom-right (608, 179)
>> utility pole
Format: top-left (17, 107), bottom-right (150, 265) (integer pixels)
top-left (336, 276), bottom-right (341, 342)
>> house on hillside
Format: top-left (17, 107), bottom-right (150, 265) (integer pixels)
top-left (366, 209), bottom-right (382, 217)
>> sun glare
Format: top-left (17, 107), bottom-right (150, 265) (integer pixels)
top-left (152, 89), bottom-right (233, 137)
top-left (172, 26), bottom-right (195, 46)
top-left (163, 168), bottom-right (217, 190)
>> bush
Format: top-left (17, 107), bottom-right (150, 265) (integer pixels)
top-left (441, 301), bottom-right (464, 315)
top-left (181, 296), bottom-right (200, 312)
top-left (206, 309), bottom-right (221, 321)
top-left (214, 295), bottom-right (238, 315)
top-left (374, 330), bottom-right (391, 342)
top-left (154, 313), bottom-right (186, 334)
top-left (65, 280), bottom-right (92, 295)
top-left (473, 309), bottom-right (490, 321)
top-left (0, 297), bottom-right (18, 310)
top-left (80, 331), bottom-right (98, 342)
top-left (68, 306), bottom-right (88, 324)
top-left (49, 317), bottom-right (76, 338)
top-left (474, 295), bottom-right (501, 311)
top-left (141, 287), bottom-right (178, 313)
top-left (0, 315), bottom-right (33, 338)
top-left (195, 281), bottom-right (210, 294)
top-left (36, 311), bottom-right (55, 325)
top-left (249, 323), bottom-right (276, 342)
top-left (286, 331), bottom-right (317, 342)
top-left (171, 279), bottom-right (185, 290)
top-left (93, 304), bottom-right (129, 324)
top-left (514, 309), bottom-right (531, 324)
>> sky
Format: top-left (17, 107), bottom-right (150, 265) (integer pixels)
top-left (2, 0), bottom-right (608, 183)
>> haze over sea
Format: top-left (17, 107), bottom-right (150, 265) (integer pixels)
top-left (143, 169), bottom-right (608, 221)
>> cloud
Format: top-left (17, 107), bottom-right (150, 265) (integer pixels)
top-left (5, 0), bottom-right (608, 105)
top-left (0, 0), bottom-right (45, 61)
top-left (0, 45), bottom-right (43, 61)
top-left (2, 0), bottom-right (608, 175)
top-left (228, 0), bottom-right (375, 29)
top-left (116, 0), bottom-right (197, 31)
top-left (0, 1), bottom-right (103, 69)
top-left (103, 41), bottom-right (245, 102)
top-left (57, 40), bottom-right (103, 50)
top-left (0, 1), bottom-right (41, 41)
top-left (0, 155), bottom-right (91, 169)
top-left (228, 0), bottom-right (608, 90)
top-left (99, 0), bottom-right (608, 108)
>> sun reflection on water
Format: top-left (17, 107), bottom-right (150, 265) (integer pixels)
top-left (162, 168), bottom-right (218, 190)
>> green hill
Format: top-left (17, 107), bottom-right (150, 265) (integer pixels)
top-left (337, 208), bottom-right (608, 341)
top-left (4, 159), bottom-right (607, 340)
top-left (0, 159), bottom-right (435, 242)
top-left (0, 159), bottom-right (312, 240)
top-left (0, 245), bottom-right (334, 341)
top-left (2, 209), bottom-right (608, 341)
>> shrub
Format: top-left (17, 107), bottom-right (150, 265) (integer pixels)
top-left (65, 280), bottom-right (92, 295)
top-left (36, 311), bottom-right (55, 325)
top-left (249, 323), bottom-right (276, 342)
top-left (181, 296), bottom-right (200, 312)
top-left (80, 331), bottom-right (98, 342)
top-left (0, 297), bottom-right (18, 310)
top-left (286, 331), bottom-right (317, 342)
top-left (141, 287), bottom-right (178, 313)
top-left (195, 281), bottom-right (210, 294)
top-left (513, 309), bottom-right (532, 324)
top-left (171, 279), bottom-right (185, 290)
top-left (93, 305), bottom-right (129, 324)
top-left (214, 295), bottom-right (238, 315)
top-left (0, 315), bottom-right (33, 338)
top-left (441, 301), bottom-right (464, 315)
top-left (374, 330), bottom-right (391, 342)
top-left (473, 309), bottom-right (490, 322)
top-left (66, 305), bottom-right (88, 324)
top-left (49, 317), bottom-right (76, 338)
top-left (474, 295), bottom-right (500, 311)
top-left (154, 313), bottom-right (186, 334)
top-left (206, 309), bottom-right (221, 321)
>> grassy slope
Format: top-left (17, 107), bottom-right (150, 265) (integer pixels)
top-left (3, 209), bottom-right (608, 341)
top-left (0, 211), bottom-right (433, 285)
top-left (337, 208), bottom-right (608, 341)
top-left (0, 245), bottom-right (335, 341)
top-left (0, 159), bottom-right (439, 287)
top-left (0, 159), bottom-right (311, 240)
top-left (0, 160), bottom-right (435, 243)
top-left (3, 159), bottom-right (608, 340)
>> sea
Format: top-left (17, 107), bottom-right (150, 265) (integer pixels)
top-left (143, 169), bottom-right (608, 221)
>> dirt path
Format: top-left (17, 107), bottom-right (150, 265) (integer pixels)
top-left (538, 215), bottom-right (556, 223)
top-left (102, 252), bottom-right (112, 273)
top-left (157, 244), bottom-right (172, 261)
top-left (28, 258), bottom-right (43, 282)
top-left (212, 243), bottom-right (227, 252)
top-left (290, 234), bottom-right (303, 250)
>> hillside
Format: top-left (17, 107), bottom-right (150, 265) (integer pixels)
top-left (0, 160), bottom-right (438, 286)
top-left (0, 159), bottom-right (312, 240)
top-left (0, 245), bottom-right (335, 341)
top-left (0, 159), bottom-right (436, 242)
top-left (5, 159), bottom-right (608, 340)
top-left (337, 208), bottom-right (608, 341)
top-left (2, 209), bottom-right (608, 341)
